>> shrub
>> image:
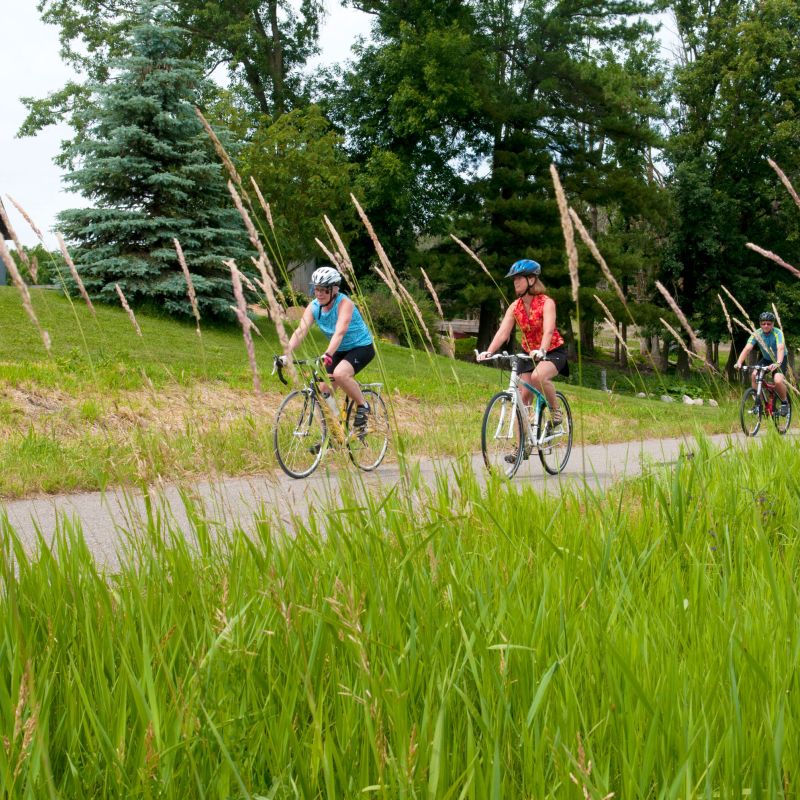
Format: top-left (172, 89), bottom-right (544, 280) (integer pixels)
top-left (357, 278), bottom-right (439, 348)
top-left (454, 335), bottom-right (477, 361)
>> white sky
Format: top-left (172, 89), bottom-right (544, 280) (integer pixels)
top-left (0, 1), bottom-right (372, 247)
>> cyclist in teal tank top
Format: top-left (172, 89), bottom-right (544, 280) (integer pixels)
top-left (283, 266), bottom-right (375, 430)
top-left (733, 310), bottom-right (790, 415)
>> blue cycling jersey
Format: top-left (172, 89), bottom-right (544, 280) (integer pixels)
top-left (747, 327), bottom-right (785, 362)
top-left (311, 293), bottom-right (373, 351)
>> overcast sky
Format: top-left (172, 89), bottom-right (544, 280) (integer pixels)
top-left (1, 1), bottom-right (372, 247)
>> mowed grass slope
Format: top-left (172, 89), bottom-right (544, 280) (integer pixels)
top-left (0, 287), bottom-right (738, 497)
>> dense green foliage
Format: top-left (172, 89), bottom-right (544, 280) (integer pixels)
top-left (238, 105), bottom-right (357, 264)
top-left (330, 0), bottom-right (669, 350)
top-left (22, 0), bottom-right (324, 136)
top-left (2, 436), bottom-right (800, 795)
top-left (7, 244), bottom-right (64, 285)
top-left (19, 0), bottom-right (800, 363)
top-left (56, 11), bottom-right (251, 318)
top-left (666, 0), bottom-right (800, 366)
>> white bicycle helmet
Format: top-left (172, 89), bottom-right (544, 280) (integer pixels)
top-left (311, 266), bottom-right (342, 287)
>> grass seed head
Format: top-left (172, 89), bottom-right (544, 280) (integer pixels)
top-left (173, 238), bottom-right (201, 336)
top-left (767, 157), bottom-right (800, 212)
top-left (57, 232), bottom-right (96, 316)
top-left (550, 164), bottom-right (580, 304)
top-left (226, 259), bottom-right (261, 393)
top-left (115, 283), bottom-right (143, 337)
top-left (5, 195), bottom-right (44, 241)
top-left (0, 236), bottom-right (51, 351)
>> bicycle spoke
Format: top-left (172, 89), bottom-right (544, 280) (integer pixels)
top-left (481, 392), bottom-right (524, 478)
top-left (772, 391), bottom-right (792, 435)
top-left (346, 389), bottom-right (390, 471)
top-left (739, 388), bottom-right (762, 437)
top-left (538, 392), bottom-right (573, 474)
top-left (274, 390), bottom-right (327, 478)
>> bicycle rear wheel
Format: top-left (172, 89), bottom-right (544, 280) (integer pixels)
top-left (481, 391), bottom-right (525, 478)
top-left (538, 391), bottom-right (573, 475)
top-left (739, 388), bottom-right (762, 437)
top-left (346, 389), bottom-right (390, 471)
top-left (274, 389), bottom-right (327, 478)
top-left (772, 392), bottom-right (792, 435)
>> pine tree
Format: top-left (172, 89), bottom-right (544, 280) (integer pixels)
top-left (57, 6), bottom-right (250, 319)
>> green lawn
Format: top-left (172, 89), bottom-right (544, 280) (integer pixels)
top-left (0, 287), bottom-right (743, 497)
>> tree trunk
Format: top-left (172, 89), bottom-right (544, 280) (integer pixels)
top-left (477, 300), bottom-right (501, 352)
top-left (676, 347), bottom-right (690, 377)
top-left (653, 336), bottom-right (667, 370)
top-left (579, 316), bottom-right (595, 356)
top-left (267, 0), bottom-right (285, 116)
top-left (620, 323), bottom-right (628, 368)
top-left (562, 316), bottom-right (578, 360)
top-left (726, 331), bottom-right (750, 380)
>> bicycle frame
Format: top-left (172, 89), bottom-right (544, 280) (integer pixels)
top-left (273, 356), bottom-right (345, 442)
top-left (746, 365), bottom-right (780, 414)
top-left (273, 355), bottom-right (384, 443)
top-left (482, 352), bottom-right (561, 453)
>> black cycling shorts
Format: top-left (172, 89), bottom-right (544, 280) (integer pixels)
top-left (518, 345), bottom-right (570, 379)
top-left (327, 343), bottom-right (375, 375)
top-left (757, 356), bottom-right (788, 374)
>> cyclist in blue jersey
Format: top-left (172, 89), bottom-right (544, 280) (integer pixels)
top-left (283, 266), bottom-right (375, 429)
top-left (733, 311), bottom-right (790, 415)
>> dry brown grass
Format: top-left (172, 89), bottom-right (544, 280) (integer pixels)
top-left (0, 380), bottom-right (281, 443)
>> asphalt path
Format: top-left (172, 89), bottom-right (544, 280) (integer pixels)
top-left (0, 431), bottom-right (755, 569)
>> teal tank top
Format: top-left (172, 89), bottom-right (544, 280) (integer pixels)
top-left (311, 293), bottom-right (373, 351)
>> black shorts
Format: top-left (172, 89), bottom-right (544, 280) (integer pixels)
top-left (518, 345), bottom-right (570, 379)
top-left (757, 356), bottom-right (788, 374)
top-left (327, 343), bottom-right (375, 376)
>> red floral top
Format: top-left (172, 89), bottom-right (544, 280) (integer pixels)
top-left (513, 294), bottom-right (564, 353)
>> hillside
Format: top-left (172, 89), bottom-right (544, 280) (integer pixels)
top-left (0, 287), bottom-right (737, 497)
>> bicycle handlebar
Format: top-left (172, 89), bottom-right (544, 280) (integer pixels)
top-left (272, 354), bottom-right (325, 385)
top-left (474, 349), bottom-right (550, 363)
top-left (738, 364), bottom-right (776, 374)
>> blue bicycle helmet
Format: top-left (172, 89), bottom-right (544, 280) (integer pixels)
top-left (505, 259), bottom-right (541, 278)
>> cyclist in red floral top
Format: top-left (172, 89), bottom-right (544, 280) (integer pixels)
top-left (477, 259), bottom-right (570, 423)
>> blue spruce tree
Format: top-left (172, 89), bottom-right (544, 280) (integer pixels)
top-left (57, 6), bottom-right (250, 319)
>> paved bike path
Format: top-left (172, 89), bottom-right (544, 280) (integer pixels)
top-left (0, 432), bottom-right (753, 568)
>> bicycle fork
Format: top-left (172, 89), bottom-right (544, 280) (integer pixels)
top-left (520, 380), bottom-right (562, 451)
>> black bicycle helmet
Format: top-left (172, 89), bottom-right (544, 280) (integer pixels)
top-left (759, 311), bottom-right (776, 323)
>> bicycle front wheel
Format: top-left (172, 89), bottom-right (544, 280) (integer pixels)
top-left (346, 389), bottom-right (390, 471)
top-left (481, 391), bottom-right (525, 478)
top-left (772, 392), bottom-right (792, 435)
top-left (739, 388), bottom-right (762, 437)
top-left (538, 391), bottom-right (573, 475)
top-left (274, 390), bottom-right (328, 478)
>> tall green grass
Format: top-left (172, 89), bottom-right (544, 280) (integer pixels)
top-left (2, 434), bottom-right (799, 797)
